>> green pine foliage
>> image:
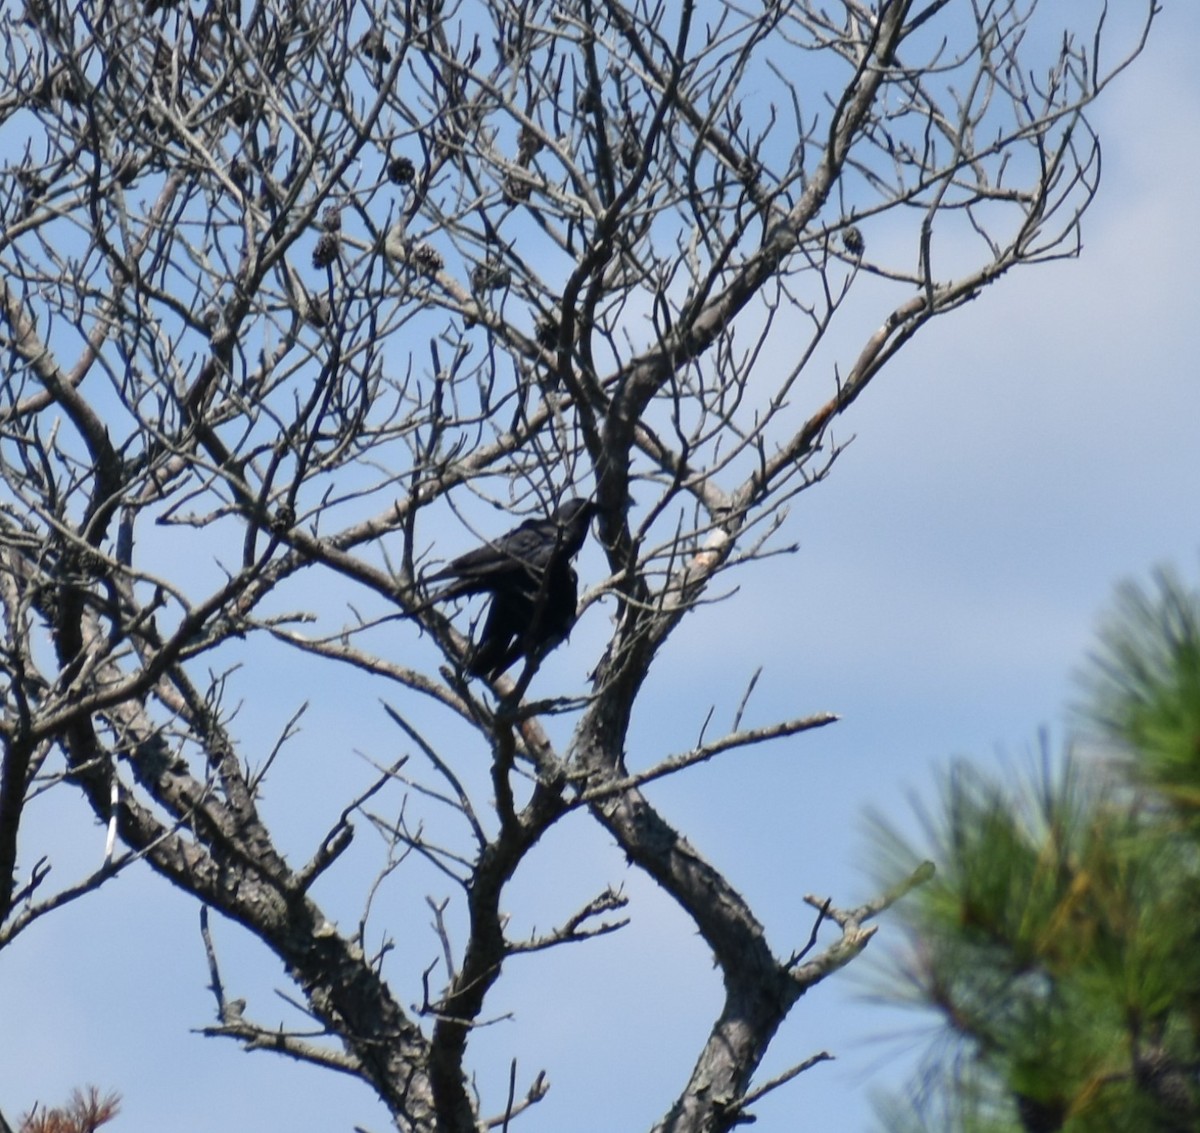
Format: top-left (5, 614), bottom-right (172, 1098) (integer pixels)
top-left (871, 566), bottom-right (1200, 1132)
top-left (1081, 567), bottom-right (1200, 821)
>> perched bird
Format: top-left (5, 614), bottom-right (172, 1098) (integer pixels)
top-left (425, 498), bottom-right (595, 678)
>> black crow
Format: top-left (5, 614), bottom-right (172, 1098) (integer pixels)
top-left (426, 498), bottom-right (595, 678)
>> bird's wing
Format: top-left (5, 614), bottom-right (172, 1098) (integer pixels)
top-left (426, 517), bottom-right (551, 584)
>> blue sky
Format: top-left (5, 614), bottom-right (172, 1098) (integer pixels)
top-left (2, 5), bottom-right (1199, 1132)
